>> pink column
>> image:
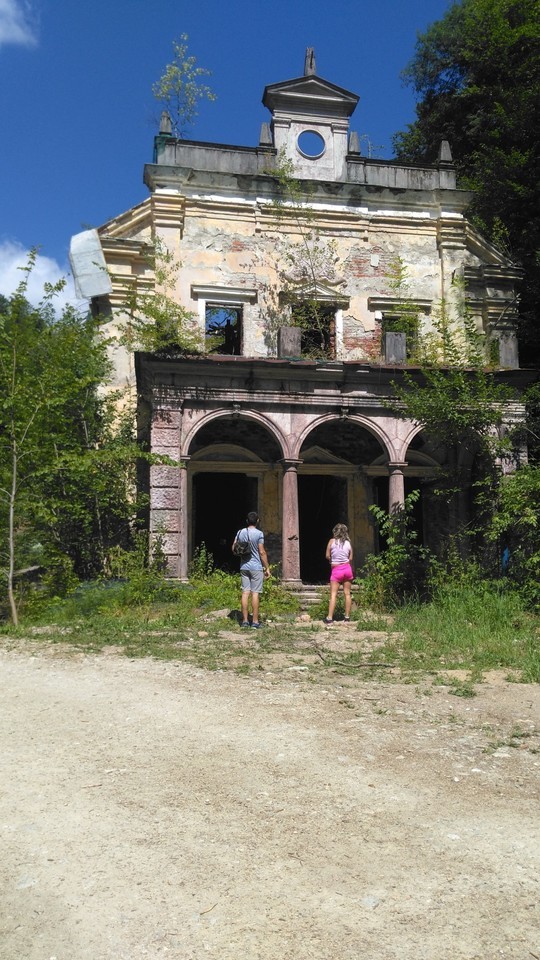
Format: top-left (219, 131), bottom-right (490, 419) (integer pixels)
top-left (388, 461), bottom-right (407, 513)
top-left (178, 456), bottom-right (190, 580)
top-left (281, 459), bottom-right (302, 583)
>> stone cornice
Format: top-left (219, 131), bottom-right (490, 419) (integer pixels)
top-left (151, 192), bottom-right (186, 232)
top-left (368, 296), bottom-right (432, 314)
top-left (99, 198), bottom-right (152, 238)
top-left (136, 355), bottom-right (536, 405)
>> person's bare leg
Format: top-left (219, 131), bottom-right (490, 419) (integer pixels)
top-left (241, 589), bottom-right (251, 623)
top-left (251, 591), bottom-right (260, 624)
top-left (327, 580), bottom-right (339, 620)
top-left (343, 581), bottom-right (352, 618)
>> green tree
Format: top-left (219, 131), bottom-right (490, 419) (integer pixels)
top-left (119, 239), bottom-right (202, 354)
top-left (393, 0), bottom-right (540, 363)
top-left (389, 277), bottom-right (516, 557)
top-left (152, 33), bottom-right (216, 137)
top-left (488, 465), bottom-right (540, 607)
top-left (0, 254), bottom-right (142, 623)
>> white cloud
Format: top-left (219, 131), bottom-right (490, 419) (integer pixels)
top-left (0, 0), bottom-right (38, 49)
top-left (0, 239), bottom-right (86, 313)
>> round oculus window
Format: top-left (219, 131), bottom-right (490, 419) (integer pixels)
top-left (297, 130), bottom-right (325, 159)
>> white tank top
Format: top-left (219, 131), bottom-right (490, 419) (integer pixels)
top-left (330, 539), bottom-right (351, 564)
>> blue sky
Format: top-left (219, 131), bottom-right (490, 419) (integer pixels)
top-left (0, 0), bottom-right (451, 305)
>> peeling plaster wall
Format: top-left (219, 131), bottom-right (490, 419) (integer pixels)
top-left (97, 178), bottom-right (520, 382)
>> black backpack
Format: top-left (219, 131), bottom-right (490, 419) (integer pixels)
top-left (232, 528), bottom-right (252, 557)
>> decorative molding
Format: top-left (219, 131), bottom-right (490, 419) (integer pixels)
top-left (368, 296), bottom-right (432, 314)
top-left (151, 193), bottom-right (186, 232)
top-left (281, 280), bottom-right (349, 305)
top-left (190, 284), bottom-right (258, 304)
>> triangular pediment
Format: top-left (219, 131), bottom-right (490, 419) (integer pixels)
top-left (465, 223), bottom-right (521, 270)
top-left (98, 198), bottom-right (153, 240)
top-left (282, 279), bottom-right (349, 305)
top-left (301, 445), bottom-right (352, 465)
top-left (263, 75), bottom-right (359, 119)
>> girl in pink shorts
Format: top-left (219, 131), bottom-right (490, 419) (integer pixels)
top-left (325, 523), bottom-right (354, 624)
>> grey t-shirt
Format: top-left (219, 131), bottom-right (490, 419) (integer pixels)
top-left (236, 527), bottom-right (264, 571)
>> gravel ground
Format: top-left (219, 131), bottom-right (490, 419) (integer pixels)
top-left (1, 643), bottom-right (539, 960)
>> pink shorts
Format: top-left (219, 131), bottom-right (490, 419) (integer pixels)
top-left (330, 563), bottom-right (353, 584)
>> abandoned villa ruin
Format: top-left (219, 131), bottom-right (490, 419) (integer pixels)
top-left (70, 51), bottom-right (527, 584)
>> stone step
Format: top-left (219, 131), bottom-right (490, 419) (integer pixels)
top-left (285, 581), bottom-right (360, 610)
top-left (284, 583), bottom-right (326, 609)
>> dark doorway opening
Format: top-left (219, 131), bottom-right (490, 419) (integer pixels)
top-left (299, 475), bottom-right (348, 582)
top-left (192, 473), bottom-right (258, 571)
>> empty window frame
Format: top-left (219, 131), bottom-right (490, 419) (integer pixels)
top-left (381, 312), bottom-right (419, 358)
top-left (205, 304), bottom-right (242, 355)
top-left (291, 302), bottom-right (336, 359)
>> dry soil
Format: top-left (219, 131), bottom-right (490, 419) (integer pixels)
top-left (1, 638), bottom-right (539, 959)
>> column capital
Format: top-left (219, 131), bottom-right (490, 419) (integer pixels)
top-left (387, 461), bottom-right (407, 473)
top-left (179, 455), bottom-right (191, 470)
top-left (280, 458), bottom-right (303, 471)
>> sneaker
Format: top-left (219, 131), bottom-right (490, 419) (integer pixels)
top-left (343, 617), bottom-right (350, 623)
top-left (241, 621), bottom-right (250, 628)
top-left (251, 622), bottom-right (262, 629)
top-left (324, 618), bottom-right (334, 625)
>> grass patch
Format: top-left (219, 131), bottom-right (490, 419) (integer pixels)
top-left (318, 582), bottom-right (539, 684)
top-left (0, 571), bottom-right (302, 672)
top-left (2, 575), bottom-right (539, 685)
top-left (483, 725), bottom-right (539, 754)
top-left (388, 583), bottom-right (540, 682)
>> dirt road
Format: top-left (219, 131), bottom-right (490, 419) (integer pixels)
top-left (1, 645), bottom-right (539, 959)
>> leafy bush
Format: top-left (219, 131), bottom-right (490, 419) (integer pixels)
top-left (189, 542), bottom-right (215, 579)
top-left (360, 491), bottom-right (432, 608)
top-left (489, 465), bottom-right (540, 608)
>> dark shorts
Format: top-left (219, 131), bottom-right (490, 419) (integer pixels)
top-left (330, 563), bottom-right (353, 584)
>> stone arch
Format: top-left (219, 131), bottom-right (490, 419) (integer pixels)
top-left (185, 410), bottom-right (285, 573)
top-left (295, 413), bottom-right (394, 462)
top-left (402, 428), bottom-right (453, 555)
top-left (183, 409), bottom-right (287, 461)
top-left (295, 414), bottom-right (390, 581)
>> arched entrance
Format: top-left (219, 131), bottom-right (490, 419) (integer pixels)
top-left (401, 431), bottom-right (448, 553)
top-left (298, 419), bottom-right (387, 582)
top-left (187, 416), bottom-right (283, 571)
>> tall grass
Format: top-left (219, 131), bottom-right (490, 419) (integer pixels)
top-left (392, 582), bottom-right (540, 681)
top-left (6, 568), bottom-right (298, 630)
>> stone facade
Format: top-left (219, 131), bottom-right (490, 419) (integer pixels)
top-left (74, 55), bottom-right (527, 582)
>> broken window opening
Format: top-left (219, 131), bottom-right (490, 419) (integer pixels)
top-left (205, 305), bottom-right (242, 355)
top-left (291, 302), bottom-right (336, 359)
top-left (381, 312), bottom-right (419, 359)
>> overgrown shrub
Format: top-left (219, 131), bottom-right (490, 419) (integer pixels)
top-left (488, 465), bottom-right (540, 609)
top-left (360, 491), bottom-right (432, 608)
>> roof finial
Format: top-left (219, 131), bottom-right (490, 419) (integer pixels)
top-left (159, 111), bottom-right (172, 135)
top-left (304, 47), bottom-right (316, 76)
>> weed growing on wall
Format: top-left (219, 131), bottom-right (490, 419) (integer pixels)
top-left (118, 239), bottom-right (202, 355)
top-left (266, 153), bottom-right (345, 360)
top-left (383, 255), bottom-right (420, 353)
top-left (152, 34), bottom-right (216, 137)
